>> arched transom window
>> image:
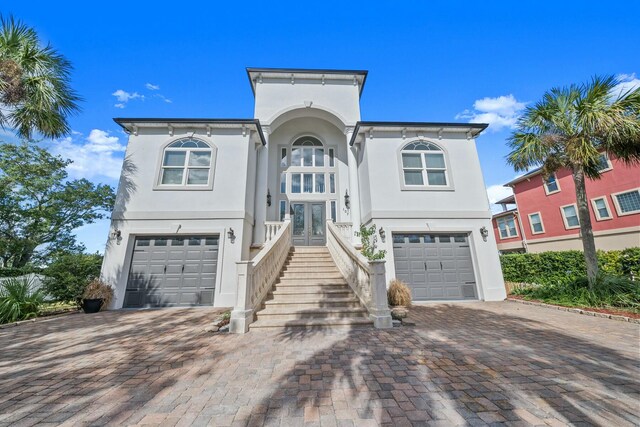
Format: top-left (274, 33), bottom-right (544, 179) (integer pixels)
top-left (401, 141), bottom-right (448, 187)
top-left (160, 138), bottom-right (213, 186)
top-left (291, 137), bottom-right (324, 167)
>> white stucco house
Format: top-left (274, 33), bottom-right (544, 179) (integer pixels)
top-left (100, 67), bottom-right (506, 332)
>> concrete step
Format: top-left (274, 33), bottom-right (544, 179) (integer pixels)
top-left (282, 266), bottom-right (339, 273)
top-left (291, 247), bottom-right (330, 253)
top-left (280, 271), bottom-right (344, 279)
top-left (250, 317), bottom-right (373, 329)
top-left (271, 289), bottom-right (353, 298)
top-left (275, 280), bottom-right (349, 288)
top-left (264, 297), bottom-right (362, 308)
top-left (287, 256), bottom-right (333, 262)
top-left (255, 307), bottom-right (368, 320)
top-left (285, 259), bottom-right (336, 266)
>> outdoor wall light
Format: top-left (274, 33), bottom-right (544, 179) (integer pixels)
top-left (266, 189), bottom-right (272, 207)
top-left (480, 226), bottom-right (489, 242)
top-left (227, 228), bottom-right (236, 242)
top-left (344, 190), bottom-right (350, 209)
top-left (379, 227), bottom-right (386, 242)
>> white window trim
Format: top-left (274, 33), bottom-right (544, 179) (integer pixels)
top-left (596, 153), bottom-right (613, 173)
top-left (496, 215), bottom-right (518, 239)
top-left (543, 173), bottom-right (561, 195)
top-left (611, 188), bottom-right (640, 216)
top-left (560, 203), bottom-right (580, 230)
top-left (528, 212), bottom-right (545, 235)
top-left (154, 137), bottom-right (217, 191)
top-left (590, 196), bottom-right (613, 221)
top-left (397, 140), bottom-right (454, 191)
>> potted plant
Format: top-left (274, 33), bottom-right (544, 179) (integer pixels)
top-left (388, 279), bottom-right (412, 320)
top-left (81, 279), bottom-right (114, 314)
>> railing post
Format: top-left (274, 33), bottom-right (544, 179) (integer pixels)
top-left (230, 261), bottom-right (254, 334)
top-left (368, 260), bottom-right (393, 328)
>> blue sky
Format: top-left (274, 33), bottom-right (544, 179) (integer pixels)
top-left (4, 1), bottom-right (639, 254)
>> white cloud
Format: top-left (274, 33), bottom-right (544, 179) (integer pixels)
top-left (154, 94), bottom-right (172, 103)
top-left (613, 73), bottom-right (640, 97)
top-left (111, 89), bottom-right (144, 108)
top-left (456, 94), bottom-right (527, 132)
top-left (486, 184), bottom-right (514, 214)
top-left (49, 129), bottom-right (125, 180)
top-left (145, 83), bottom-right (160, 90)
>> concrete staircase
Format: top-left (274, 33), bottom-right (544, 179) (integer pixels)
top-left (250, 246), bottom-right (373, 329)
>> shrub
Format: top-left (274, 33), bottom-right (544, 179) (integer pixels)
top-left (357, 224), bottom-right (386, 261)
top-left (501, 248), bottom-right (639, 286)
top-left (388, 279), bottom-right (412, 307)
top-left (513, 274), bottom-right (640, 312)
top-left (0, 276), bottom-right (46, 323)
top-left (0, 267), bottom-right (40, 278)
top-left (82, 278), bottom-right (114, 310)
top-left (43, 252), bottom-right (103, 303)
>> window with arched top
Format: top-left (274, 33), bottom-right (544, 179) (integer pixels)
top-left (159, 138), bottom-right (214, 187)
top-left (400, 141), bottom-right (448, 187)
top-left (291, 137), bottom-right (324, 167)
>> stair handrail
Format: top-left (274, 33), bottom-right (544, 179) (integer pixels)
top-left (230, 219), bottom-right (292, 333)
top-left (326, 220), bottom-right (393, 328)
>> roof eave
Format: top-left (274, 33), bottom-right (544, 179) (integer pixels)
top-left (348, 121), bottom-right (489, 146)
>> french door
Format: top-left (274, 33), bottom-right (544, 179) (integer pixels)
top-left (291, 202), bottom-right (326, 246)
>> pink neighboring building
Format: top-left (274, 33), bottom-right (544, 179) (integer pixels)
top-left (492, 154), bottom-right (640, 253)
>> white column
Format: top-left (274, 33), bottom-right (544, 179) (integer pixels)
top-left (346, 131), bottom-right (361, 245)
top-left (252, 132), bottom-right (269, 246)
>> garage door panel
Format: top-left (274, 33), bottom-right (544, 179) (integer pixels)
top-left (124, 235), bottom-right (219, 308)
top-left (392, 233), bottom-right (477, 301)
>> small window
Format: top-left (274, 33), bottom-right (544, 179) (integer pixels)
top-left (290, 173), bottom-right (325, 194)
top-left (400, 141), bottom-right (448, 188)
top-left (279, 200), bottom-right (287, 222)
top-left (613, 189), bottom-right (640, 215)
top-left (561, 205), bottom-right (580, 229)
top-left (291, 174), bottom-right (301, 193)
top-left (159, 138), bottom-right (213, 187)
top-left (205, 237), bottom-right (218, 246)
top-left (188, 238), bottom-right (201, 246)
top-left (280, 148), bottom-right (287, 167)
top-left (496, 215), bottom-right (518, 239)
top-left (329, 174), bottom-right (335, 193)
top-left (154, 238), bottom-right (168, 246)
top-left (596, 153), bottom-right (612, 172)
top-left (408, 235), bottom-right (420, 243)
top-left (543, 173), bottom-right (560, 194)
top-left (591, 197), bottom-right (612, 221)
top-left (171, 238), bottom-right (184, 246)
top-left (423, 235), bottom-right (435, 243)
top-left (393, 234), bottom-right (405, 244)
top-left (439, 236), bottom-right (451, 243)
top-left (453, 235), bottom-right (466, 243)
top-left (303, 173), bottom-right (313, 193)
top-left (330, 201), bottom-right (336, 222)
top-left (280, 173), bottom-right (286, 193)
top-left (528, 213), bottom-right (545, 234)
top-left (136, 238), bottom-right (150, 247)
top-left (315, 174), bottom-right (325, 193)
top-left (329, 148), bottom-right (335, 167)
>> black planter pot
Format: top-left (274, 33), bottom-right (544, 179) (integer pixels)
top-left (82, 298), bottom-right (103, 314)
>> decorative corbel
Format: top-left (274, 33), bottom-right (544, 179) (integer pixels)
top-left (242, 125), bottom-right (247, 137)
top-left (417, 132), bottom-right (424, 141)
top-left (132, 125), bottom-right (138, 136)
top-left (353, 76), bottom-right (357, 86)
top-left (168, 125), bottom-right (174, 137)
top-left (321, 75), bottom-right (325, 85)
top-left (369, 130), bottom-right (374, 140)
top-left (257, 73), bottom-right (263, 84)
top-left (291, 74), bottom-right (295, 85)
top-left (466, 130), bottom-right (472, 140)
top-left (402, 129), bottom-right (406, 139)
top-left (206, 125), bottom-right (211, 137)
top-left (438, 128), bottom-right (443, 140)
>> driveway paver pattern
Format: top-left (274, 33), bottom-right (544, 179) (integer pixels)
top-left (0, 302), bottom-right (638, 426)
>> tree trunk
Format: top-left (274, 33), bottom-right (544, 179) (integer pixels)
top-left (572, 168), bottom-right (599, 287)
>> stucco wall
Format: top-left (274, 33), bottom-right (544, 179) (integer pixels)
top-left (101, 127), bottom-right (258, 308)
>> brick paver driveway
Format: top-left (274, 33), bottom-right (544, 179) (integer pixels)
top-left (1, 302), bottom-right (638, 426)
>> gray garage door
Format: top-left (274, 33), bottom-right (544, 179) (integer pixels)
top-left (124, 235), bottom-right (219, 308)
top-left (393, 233), bottom-right (477, 301)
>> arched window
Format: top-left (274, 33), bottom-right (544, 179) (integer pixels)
top-left (160, 138), bottom-right (213, 186)
top-left (400, 141), bottom-right (448, 187)
top-left (291, 137), bottom-right (324, 167)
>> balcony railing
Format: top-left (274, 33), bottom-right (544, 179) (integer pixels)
top-left (230, 219), bottom-right (292, 333)
top-left (326, 220), bottom-right (392, 328)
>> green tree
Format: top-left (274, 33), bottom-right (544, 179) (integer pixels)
top-left (43, 252), bottom-right (103, 303)
top-left (507, 76), bottom-right (640, 285)
top-left (0, 15), bottom-right (80, 139)
top-left (0, 143), bottom-right (114, 268)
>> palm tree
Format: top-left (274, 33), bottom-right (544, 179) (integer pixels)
top-left (0, 15), bottom-right (80, 139)
top-left (507, 76), bottom-right (640, 285)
